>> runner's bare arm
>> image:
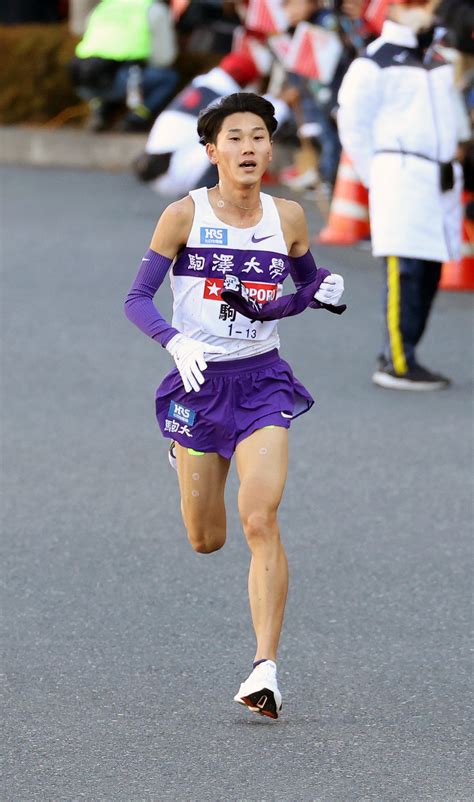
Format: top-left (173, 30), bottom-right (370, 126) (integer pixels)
top-left (150, 196), bottom-right (194, 258)
top-left (274, 198), bottom-right (310, 257)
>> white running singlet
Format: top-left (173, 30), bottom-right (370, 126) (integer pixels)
top-left (170, 187), bottom-right (292, 361)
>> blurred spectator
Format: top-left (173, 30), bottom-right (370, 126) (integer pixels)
top-left (0, 0), bottom-right (65, 23)
top-left (69, 0), bottom-right (179, 132)
top-left (276, 0), bottom-right (362, 194)
top-left (69, 0), bottom-right (101, 35)
top-left (338, 0), bottom-right (467, 390)
top-left (435, 0), bottom-right (474, 55)
top-left (176, 0), bottom-right (242, 55)
top-left (435, 2), bottom-right (474, 223)
top-left (341, 0), bottom-right (366, 19)
top-left (133, 52), bottom-right (263, 194)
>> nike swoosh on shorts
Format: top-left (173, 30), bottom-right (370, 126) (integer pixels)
top-left (281, 411), bottom-right (293, 419)
top-left (251, 234), bottom-right (275, 243)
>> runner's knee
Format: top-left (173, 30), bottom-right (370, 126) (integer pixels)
top-left (241, 508), bottom-right (278, 547)
top-left (186, 524), bottom-right (226, 554)
top-left (182, 511), bottom-right (226, 553)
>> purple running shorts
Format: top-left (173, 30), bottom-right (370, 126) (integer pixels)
top-left (155, 349), bottom-right (314, 459)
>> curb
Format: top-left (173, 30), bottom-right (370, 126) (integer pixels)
top-left (0, 126), bottom-right (147, 171)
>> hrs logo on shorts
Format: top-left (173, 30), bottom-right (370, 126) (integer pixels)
top-left (168, 400), bottom-right (196, 426)
top-left (200, 227), bottom-right (228, 246)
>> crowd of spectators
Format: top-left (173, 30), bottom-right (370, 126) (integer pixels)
top-left (62, 0), bottom-right (473, 200)
top-left (3, 0), bottom-right (472, 202)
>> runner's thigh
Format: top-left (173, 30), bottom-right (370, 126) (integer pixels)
top-left (235, 427), bottom-right (288, 515)
top-left (176, 444), bottom-right (230, 524)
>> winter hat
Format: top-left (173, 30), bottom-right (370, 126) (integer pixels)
top-left (219, 52), bottom-right (260, 87)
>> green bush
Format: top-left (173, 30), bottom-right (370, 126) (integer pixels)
top-left (0, 22), bottom-right (221, 126)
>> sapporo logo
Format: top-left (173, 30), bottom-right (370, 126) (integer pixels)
top-left (200, 227), bottom-right (228, 246)
top-left (204, 278), bottom-right (278, 303)
top-left (168, 400), bottom-right (196, 426)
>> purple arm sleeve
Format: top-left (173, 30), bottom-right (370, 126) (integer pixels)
top-left (290, 250), bottom-right (329, 311)
top-left (124, 248), bottom-right (179, 347)
top-left (291, 251), bottom-right (345, 313)
top-left (290, 250), bottom-right (321, 290)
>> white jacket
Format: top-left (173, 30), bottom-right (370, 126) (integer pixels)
top-left (337, 21), bottom-right (464, 261)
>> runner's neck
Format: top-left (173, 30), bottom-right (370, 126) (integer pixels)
top-left (208, 184), bottom-right (263, 228)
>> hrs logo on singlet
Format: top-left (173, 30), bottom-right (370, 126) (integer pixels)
top-left (200, 227), bottom-right (228, 246)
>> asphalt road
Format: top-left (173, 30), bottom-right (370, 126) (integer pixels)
top-left (1, 166), bottom-right (472, 802)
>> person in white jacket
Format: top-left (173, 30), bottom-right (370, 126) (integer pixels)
top-left (337, 0), bottom-right (465, 390)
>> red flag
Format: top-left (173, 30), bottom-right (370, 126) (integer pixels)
top-left (364, 0), bottom-right (390, 34)
top-left (287, 28), bottom-right (319, 79)
top-left (232, 27), bottom-right (274, 75)
top-left (267, 33), bottom-right (292, 63)
top-left (245, 0), bottom-right (287, 36)
top-left (285, 23), bottom-right (343, 83)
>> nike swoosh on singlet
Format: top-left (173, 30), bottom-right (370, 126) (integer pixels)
top-left (251, 234), bottom-right (275, 243)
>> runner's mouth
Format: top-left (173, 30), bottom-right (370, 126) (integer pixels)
top-left (239, 161), bottom-right (257, 168)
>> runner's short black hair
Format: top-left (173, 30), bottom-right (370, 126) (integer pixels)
top-left (197, 93), bottom-right (278, 145)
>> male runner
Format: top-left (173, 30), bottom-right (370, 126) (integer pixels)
top-left (125, 92), bottom-right (345, 719)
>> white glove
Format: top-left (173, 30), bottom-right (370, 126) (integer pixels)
top-left (314, 273), bottom-right (344, 305)
top-left (166, 333), bottom-right (225, 393)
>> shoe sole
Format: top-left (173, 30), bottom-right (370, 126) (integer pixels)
top-left (372, 371), bottom-right (448, 391)
top-left (234, 688), bottom-right (281, 719)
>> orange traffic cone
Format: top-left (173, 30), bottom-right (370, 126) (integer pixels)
top-left (316, 152), bottom-right (370, 245)
top-left (440, 192), bottom-right (474, 291)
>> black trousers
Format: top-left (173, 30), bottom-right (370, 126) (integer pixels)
top-left (382, 256), bottom-right (442, 373)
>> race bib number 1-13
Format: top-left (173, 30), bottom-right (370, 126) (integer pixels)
top-left (201, 278), bottom-right (279, 340)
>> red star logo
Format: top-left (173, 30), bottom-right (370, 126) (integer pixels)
top-left (207, 281), bottom-right (220, 297)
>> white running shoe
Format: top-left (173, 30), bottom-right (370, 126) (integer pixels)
top-left (233, 660), bottom-right (282, 719)
top-left (168, 440), bottom-right (177, 470)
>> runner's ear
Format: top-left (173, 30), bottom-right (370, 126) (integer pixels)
top-left (206, 143), bottom-right (217, 164)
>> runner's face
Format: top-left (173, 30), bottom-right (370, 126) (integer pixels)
top-left (207, 112), bottom-right (272, 186)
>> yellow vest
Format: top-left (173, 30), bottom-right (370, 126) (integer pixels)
top-left (76, 0), bottom-right (153, 61)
